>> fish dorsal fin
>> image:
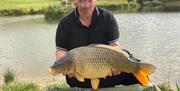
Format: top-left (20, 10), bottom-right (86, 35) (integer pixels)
top-left (88, 44), bottom-right (129, 57)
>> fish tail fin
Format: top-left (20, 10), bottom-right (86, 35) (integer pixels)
top-left (134, 63), bottom-right (156, 86)
top-left (134, 69), bottom-right (149, 86)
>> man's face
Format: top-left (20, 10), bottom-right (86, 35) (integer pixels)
top-left (75, 0), bottom-right (96, 9)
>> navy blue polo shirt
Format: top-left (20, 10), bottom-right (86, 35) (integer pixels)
top-left (56, 7), bottom-right (119, 51)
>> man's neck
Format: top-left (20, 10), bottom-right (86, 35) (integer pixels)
top-left (78, 7), bottom-right (94, 20)
top-left (77, 7), bottom-right (94, 27)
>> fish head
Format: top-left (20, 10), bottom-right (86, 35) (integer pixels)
top-left (49, 53), bottom-right (74, 76)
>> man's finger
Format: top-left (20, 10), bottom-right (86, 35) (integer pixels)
top-left (62, 73), bottom-right (66, 76)
top-left (108, 73), bottom-right (112, 76)
top-left (68, 73), bottom-right (75, 78)
top-left (112, 68), bottom-right (121, 76)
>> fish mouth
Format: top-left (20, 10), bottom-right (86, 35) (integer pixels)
top-left (48, 67), bottom-right (58, 76)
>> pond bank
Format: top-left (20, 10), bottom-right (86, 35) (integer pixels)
top-left (0, 0), bottom-right (163, 16)
top-left (1, 81), bottom-right (179, 91)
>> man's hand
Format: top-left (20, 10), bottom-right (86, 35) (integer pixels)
top-left (56, 49), bottom-right (67, 59)
top-left (108, 68), bottom-right (121, 77)
top-left (63, 73), bottom-right (75, 78)
top-left (108, 42), bottom-right (122, 76)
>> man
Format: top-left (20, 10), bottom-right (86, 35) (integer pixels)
top-left (55, 0), bottom-right (140, 88)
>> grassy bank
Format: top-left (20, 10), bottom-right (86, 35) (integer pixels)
top-left (1, 68), bottom-right (180, 91)
top-left (0, 82), bottom-right (40, 91)
top-left (0, 0), bottom-right (60, 16)
top-left (44, 1), bottom-right (139, 21)
top-left (1, 81), bottom-right (180, 91)
top-left (1, 0), bottom-right (161, 16)
top-left (0, 0), bottom-right (59, 10)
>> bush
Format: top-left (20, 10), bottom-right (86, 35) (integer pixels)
top-left (1, 82), bottom-right (40, 91)
top-left (0, 9), bottom-right (26, 16)
top-left (3, 68), bottom-right (16, 84)
top-left (0, 8), bottom-right (43, 16)
top-left (44, 5), bottom-right (73, 21)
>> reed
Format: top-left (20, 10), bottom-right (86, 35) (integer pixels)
top-left (177, 84), bottom-right (180, 91)
top-left (3, 68), bottom-right (15, 84)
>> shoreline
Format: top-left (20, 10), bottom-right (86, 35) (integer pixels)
top-left (0, 78), bottom-right (178, 90)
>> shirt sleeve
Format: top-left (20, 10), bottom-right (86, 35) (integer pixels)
top-left (106, 13), bottom-right (119, 44)
top-left (55, 21), bottom-right (69, 51)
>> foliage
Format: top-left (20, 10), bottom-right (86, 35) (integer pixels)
top-left (1, 82), bottom-right (40, 91)
top-left (44, 5), bottom-right (73, 21)
top-left (0, 81), bottom-right (180, 91)
top-left (43, 2), bottom-right (139, 21)
top-left (0, 0), bottom-right (165, 16)
top-left (177, 84), bottom-right (180, 91)
top-left (157, 82), bottom-right (172, 91)
top-left (0, 8), bottom-right (43, 16)
top-left (3, 68), bottom-right (16, 84)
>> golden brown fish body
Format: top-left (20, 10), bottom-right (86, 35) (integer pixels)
top-left (70, 46), bottom-right (138, 78)
top-left (49, 44), bottom-right (156, 89)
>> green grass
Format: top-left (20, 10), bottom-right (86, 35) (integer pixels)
top-left (0, 81), bottom-right (180, 91)
top-left (0, 0), bottom-right (60, 10)
top-left (0, 82), bottom-right (40, 91)
top-left (157, 82), bottom-right (173, 91)
top-left (0, 0), bottom-right (132, 10)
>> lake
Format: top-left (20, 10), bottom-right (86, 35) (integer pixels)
top-left (0, 13), bottom-right (179, 85)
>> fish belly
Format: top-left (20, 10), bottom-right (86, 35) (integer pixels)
top-left (75, 59), bottom-right (112, 78)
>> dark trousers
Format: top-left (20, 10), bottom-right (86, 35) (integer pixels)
top-left (66, 72), bottom-right (141, 88)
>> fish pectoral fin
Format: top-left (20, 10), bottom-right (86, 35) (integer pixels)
top-left (91, 78), bottom-right (100, 89)
top-left (75, 73), bottom-right (84, 82)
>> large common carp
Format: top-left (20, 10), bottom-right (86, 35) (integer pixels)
top-left (49, 44), bottom-right (156, 89)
